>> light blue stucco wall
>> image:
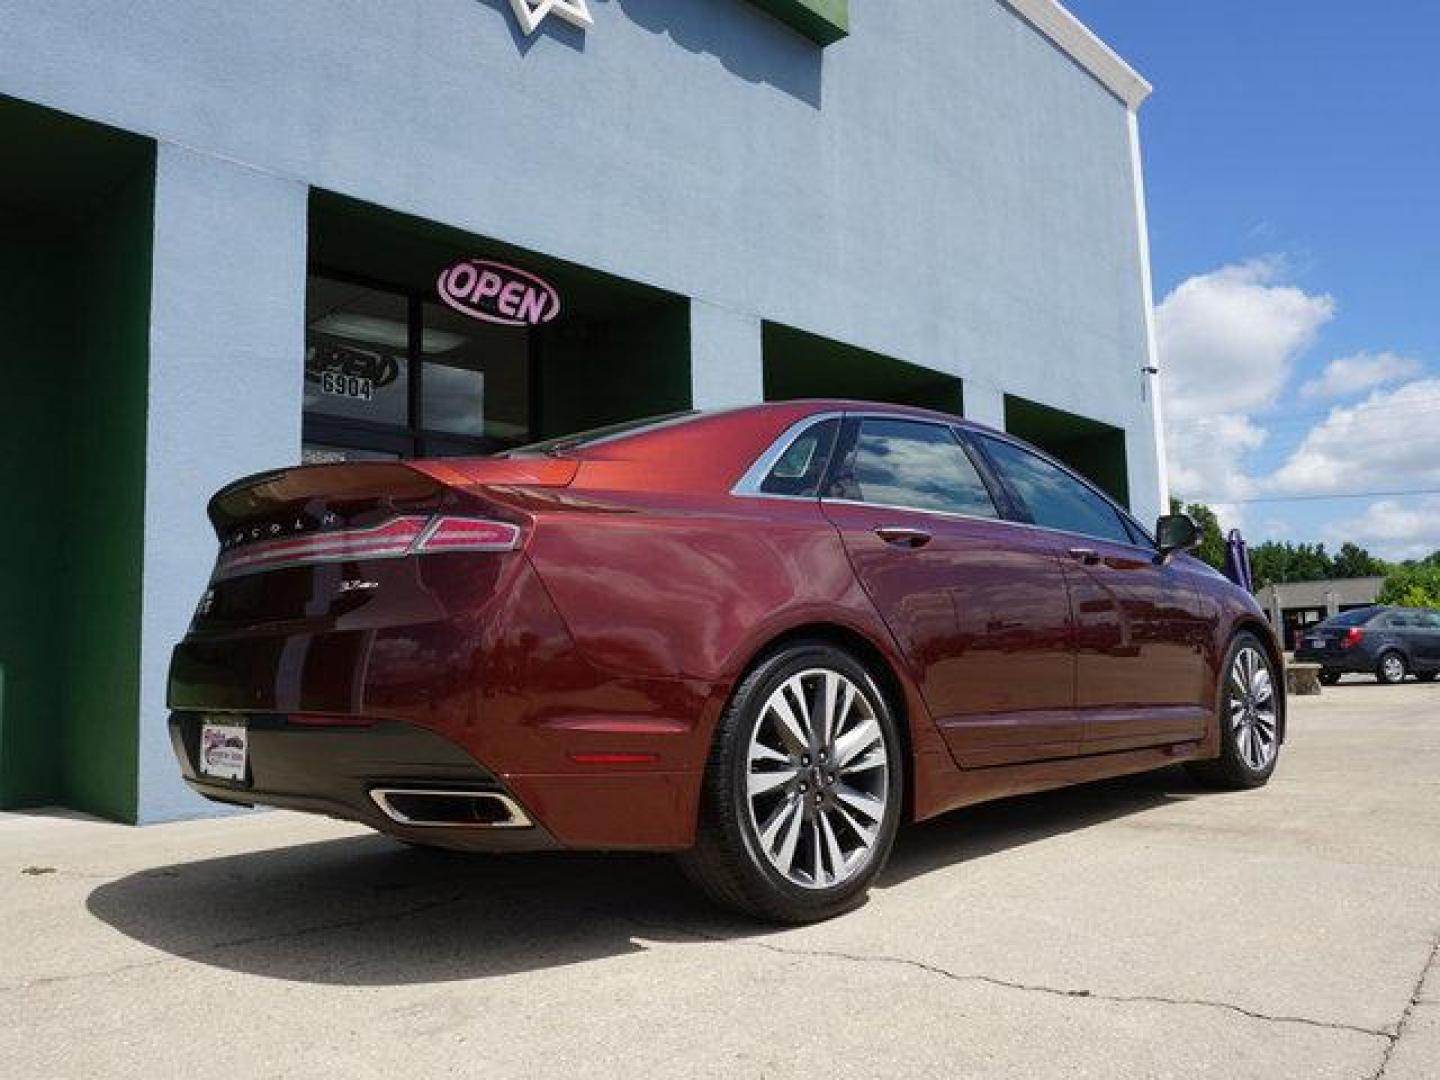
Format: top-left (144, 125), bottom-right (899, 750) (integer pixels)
top-left (0, 0), bottom-right (1162, 819)
top-left (136, 147), bottom-right (308, 821)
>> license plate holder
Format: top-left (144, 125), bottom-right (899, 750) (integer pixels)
top-left (199, 718), bottom-right (249, 783)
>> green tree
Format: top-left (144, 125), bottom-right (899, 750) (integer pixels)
top-left (1377, 564), bottom-right (1440, 608)
top-left (1180, 502), bottom-right (1226, 571)
top-left (1250, 542), bottom-right (1290, 585)
top-left (1248, 540), bottom-right (1336, 585)
top-left (1330, 542), bottom-right (1389, 579)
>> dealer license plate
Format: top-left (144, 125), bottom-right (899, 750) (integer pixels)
top-left (199, 719), bottom-right (248, 782)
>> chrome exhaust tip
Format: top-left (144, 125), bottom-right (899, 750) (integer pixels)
top-left (368, 788), bottom-right (533, 829)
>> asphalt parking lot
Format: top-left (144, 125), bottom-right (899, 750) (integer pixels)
top-left (3, 682), bottom-right (1438, 1079)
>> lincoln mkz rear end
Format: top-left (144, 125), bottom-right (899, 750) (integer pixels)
top-left (169, 407), bottom-right (870, 878)
top-left (171, 449), bottom-right (708, 854)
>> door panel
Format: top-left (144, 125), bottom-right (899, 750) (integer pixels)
top-left (1063, 541), bottom-right (1212, 751)
top-left (967, 431), bottom-right (1211, 755)
top-left (1405, 613), bottom-right (1440, 668)
top-left (824, 502), bottom-right (1080, 767)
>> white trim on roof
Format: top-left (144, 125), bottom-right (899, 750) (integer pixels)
top-left (1006, 0), bottom-right (1152, 111)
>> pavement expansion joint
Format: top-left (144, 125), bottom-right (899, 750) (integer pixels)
top-left (1369, 933), bottom-right (1440, 1080)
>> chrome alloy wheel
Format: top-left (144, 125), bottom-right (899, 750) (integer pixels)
top-left (1228, 646), bottom-right (1278, 771)
top-left (1381, 653), bottom-right (1407, 683)
top-left (745, 668), bottom-right (890, 890)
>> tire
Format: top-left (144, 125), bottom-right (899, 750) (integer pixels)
top-left (1186, 632), bottom-right (1281, 791)
top-left (1376, 651), bottom-right (1408, 685)
top-left (678, 640), bottom-right (904, 924)
top-left (1318, 670), bottom-right (1341, 686)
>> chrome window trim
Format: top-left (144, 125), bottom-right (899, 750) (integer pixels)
top-left (732, 408), bottom-right (1159, 557)
top-left (730, 411), bottom-right (845, 497)
top-left (819, 497), bottom-right (1000, 526)
top-left (733, 409), bottom-right (975, 501)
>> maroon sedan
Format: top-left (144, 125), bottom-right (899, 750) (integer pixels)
top-left (168, 402), bottom-right (1284, 922)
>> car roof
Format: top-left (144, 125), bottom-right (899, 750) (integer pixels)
top-left (551, 400), bottom-right (994, 494)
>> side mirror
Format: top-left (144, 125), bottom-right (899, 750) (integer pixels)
top-left (1155, 513), bottom-right (1200, 557)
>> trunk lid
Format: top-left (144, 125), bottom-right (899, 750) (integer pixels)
top-left (195, 458), bottom-right (575, 630)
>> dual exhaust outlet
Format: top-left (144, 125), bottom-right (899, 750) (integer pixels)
top-left (369, 788), bottom-right (532, 829)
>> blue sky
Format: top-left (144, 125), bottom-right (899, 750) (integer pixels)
top-left (1065, 0), bottom-right (1440, 559)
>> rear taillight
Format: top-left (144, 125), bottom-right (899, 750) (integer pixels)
top-left (414, 516), bottom-right (522, 553)
top-left (1341, 627), bottom-right (1365, 648)
top-left (215, 515), bottom-right (521, 580)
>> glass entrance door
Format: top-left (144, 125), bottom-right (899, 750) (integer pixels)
top-left (302, 272), bottom-right (534, 462)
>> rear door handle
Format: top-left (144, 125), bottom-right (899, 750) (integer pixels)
top-left (1067, 547), bottom-right (1101, 565)
top-left (875, 526), bottom-right (932, 549)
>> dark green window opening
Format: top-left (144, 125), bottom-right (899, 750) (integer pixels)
top-left (748, 0), bottom-right (848, 45)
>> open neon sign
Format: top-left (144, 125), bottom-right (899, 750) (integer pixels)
top-left (437, 259), bottom-right (562, 327)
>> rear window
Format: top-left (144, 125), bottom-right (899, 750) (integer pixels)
top-left (500, 411), bottom-right (698, 456)
top-left (1323, 608), bottom-right (1381, 628)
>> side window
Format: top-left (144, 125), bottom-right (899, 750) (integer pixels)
top-left (833, 419), bottom-right (998, 517)
top-left (1385, 614), bottom-right (1414, 630)
top-left (1417, 612), bottom-right (1440, 630)
top-left (978, 435), bottom-right (1132, 544)
top-left (760, 419), bottom-right (840, 497)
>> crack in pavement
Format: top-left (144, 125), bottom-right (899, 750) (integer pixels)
top-left (754, 941), bottom-right (1393, 1041)
top-left (621, 915), bottom-right (1396, 1043)
top-left (0, 890), bottom-right (467, 995)
top-left (1370, 933), bottom-right (1440, 1080)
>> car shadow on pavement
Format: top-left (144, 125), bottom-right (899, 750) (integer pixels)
top-left (86, 767), bottom-right (1202, 986)
top-left (879, 765), bottom-right (1202, 887)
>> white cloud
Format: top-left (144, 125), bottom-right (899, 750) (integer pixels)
top-left (1156, 259), bottom-right (1334, 513)
top-left (1157, 258), bottom-right (1335, 421)
top-left (1298, 351), bottom-right (1423, 401)
top-left (1270, 378), bottom-right (1440, 495)
top-left (1323, 497), bottom-right (1440, 562)
top-left (1155, 258), bottom-right (1437, 552)
top-left (1166, 412), bottom-right (1265, 505)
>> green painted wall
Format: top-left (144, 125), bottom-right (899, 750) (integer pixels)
top-left (749, 0), bottom-right (848, 45)
top-left (0, 98), bottom-right (153, 820)
top-left (763, 323), bottom-right (964, 415)
top-left (537, 300), bottom-right (692, 438)
top-left (0, 228), bottom-right (68, 808)
top-left (56, 162), bottom-right (154, 821)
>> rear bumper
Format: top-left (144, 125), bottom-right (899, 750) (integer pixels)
top-left (169, 711), bottom-right (704, 851)
top-left (168, 553), bottom-right (714, 850)
top-left (170, 712), bottom-right (561, 852)
top-left (1293, 647), bottom-right (1371, 673)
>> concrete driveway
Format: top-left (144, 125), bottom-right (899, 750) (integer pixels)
top-left (3, 682), bottom-right (1438, 1079)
